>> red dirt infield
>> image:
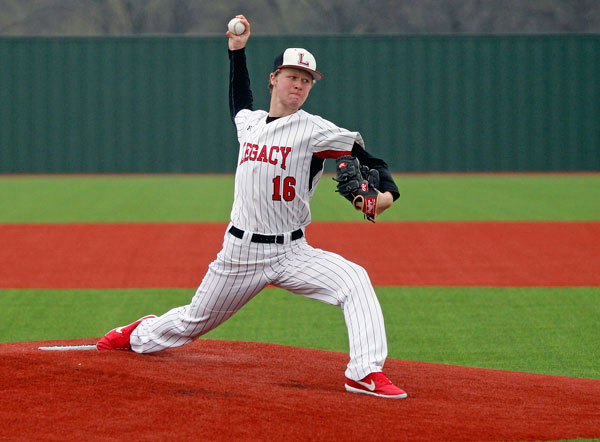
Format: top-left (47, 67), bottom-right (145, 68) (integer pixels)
top-left (2, 221), bottom-right (599, 441)
top-left (2, 339), bottom-right (600, 442)
top-left (1, 221), bottom-right (599, 288)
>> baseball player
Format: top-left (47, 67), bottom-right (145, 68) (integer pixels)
top-left (97, 15), bottom-right (406, 399)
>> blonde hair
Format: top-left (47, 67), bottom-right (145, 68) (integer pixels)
top-left (268, 69), bottom-right (281, 93)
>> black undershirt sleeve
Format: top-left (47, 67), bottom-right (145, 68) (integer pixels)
top-left (229, 48), bottom-right (253, 123)
top-left (352, 142), bottom-right (401, 201)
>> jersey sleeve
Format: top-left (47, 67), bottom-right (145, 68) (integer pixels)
top-left (233, 109), bottom-right (251, 142)
top-left (309, 115), bottom-right (364, 159)
top-left (234, 109), bottom-right (267, 143)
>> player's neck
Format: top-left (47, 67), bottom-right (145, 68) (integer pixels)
top-left (268, 107), bottom-right (299, 118)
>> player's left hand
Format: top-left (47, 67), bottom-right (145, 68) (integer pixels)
top-left (334, 155), bottom-right (383, 222)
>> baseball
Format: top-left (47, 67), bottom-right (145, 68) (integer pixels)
top-left (228, 18), bottom-right (245, 35)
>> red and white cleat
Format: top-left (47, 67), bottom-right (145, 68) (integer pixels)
top-left (96, 315), bottom-right (156, 351)
top-left (345, 372), bottom-right (407, 399)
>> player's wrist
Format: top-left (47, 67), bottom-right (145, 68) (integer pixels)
top-left (376, 192), bottom-right (394, 214)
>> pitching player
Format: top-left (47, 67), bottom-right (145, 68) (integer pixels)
top-left (97, 15), bottom-right (406, 399)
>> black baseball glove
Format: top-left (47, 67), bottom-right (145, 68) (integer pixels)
top-left (333, 155), bottom-right (380, 222)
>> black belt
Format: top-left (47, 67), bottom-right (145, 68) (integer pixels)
top-left (229, 225), bottom-right (303, 244)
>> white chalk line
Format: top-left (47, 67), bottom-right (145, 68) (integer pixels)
top-left (38, 345), bottom-right (97, 351)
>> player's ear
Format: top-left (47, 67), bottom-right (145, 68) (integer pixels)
top-left (268, 72), bottom-right (277, 94)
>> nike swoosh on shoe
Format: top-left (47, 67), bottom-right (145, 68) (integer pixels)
top-left (357, 380), bottom-right (376, 391)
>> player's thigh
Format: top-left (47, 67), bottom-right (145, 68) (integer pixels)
top-left (275, 241), bottom-right (372, 305)
top-left (190, 261), bottom-right (268, 315)
top-left (188, 239), bottom-right (271, 315)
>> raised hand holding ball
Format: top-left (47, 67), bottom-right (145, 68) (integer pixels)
top-left (227, 15), bottom-right (250, 51)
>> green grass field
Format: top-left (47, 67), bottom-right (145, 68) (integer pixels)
top-left (2, 287), bottom-right (599, 381)
top-left (1, 173), bottom-right (599, 222)
top-left (1, 174), bottom-right (599, 388)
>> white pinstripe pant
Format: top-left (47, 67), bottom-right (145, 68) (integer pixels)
top-left (131, 225), bottom-right (388, 381)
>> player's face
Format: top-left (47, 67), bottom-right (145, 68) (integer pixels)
top-left (271, 68), bottom-right (313, 112)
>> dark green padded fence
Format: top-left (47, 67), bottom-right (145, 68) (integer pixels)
top-left (1, 35), bottom-right (598, 173)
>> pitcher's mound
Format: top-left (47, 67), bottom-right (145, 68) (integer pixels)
top-left (1, 339), bottom-right (599, 441)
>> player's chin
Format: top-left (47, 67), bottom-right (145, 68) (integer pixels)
top-left (288, 96), bottom-right (305, 109)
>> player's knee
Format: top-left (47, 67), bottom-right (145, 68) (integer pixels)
top-left (336, 262), bottom-right (374, 301)
top-left (349, 262), bottom-right (371, 284)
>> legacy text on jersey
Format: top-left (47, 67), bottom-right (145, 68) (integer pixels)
top-left (239, 142), bottom-right (293, 170)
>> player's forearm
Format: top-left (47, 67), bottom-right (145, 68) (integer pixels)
top-left (354, 191), bottom-right (394, 215)
top-left (229, 48), bottom-right (253, 122)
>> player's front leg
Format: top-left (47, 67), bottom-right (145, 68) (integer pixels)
top-left (274, 243), bottom-right (406, 398)
top-left (339, 270), bottom-right (407, 399)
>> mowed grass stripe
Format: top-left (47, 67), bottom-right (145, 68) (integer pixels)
top-left (0, 173), bottom-right (598, 222)
top-left (2, 286), bottom-right (598, 380)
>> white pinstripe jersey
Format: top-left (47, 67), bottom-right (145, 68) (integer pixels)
top-left (232, 109), bottom-right (364, 234)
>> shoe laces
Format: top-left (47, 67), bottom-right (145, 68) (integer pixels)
top-left (370, 372), bottom-right (392, 385)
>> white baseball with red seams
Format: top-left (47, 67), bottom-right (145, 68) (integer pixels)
top-left (228, 17), bottom-right (245, 35)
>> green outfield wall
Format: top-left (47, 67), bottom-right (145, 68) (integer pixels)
top-left (1, 35), bottom-right (598, 173)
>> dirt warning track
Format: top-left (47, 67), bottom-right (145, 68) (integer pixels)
top-left (1, 221), bottom-right (599, 288)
